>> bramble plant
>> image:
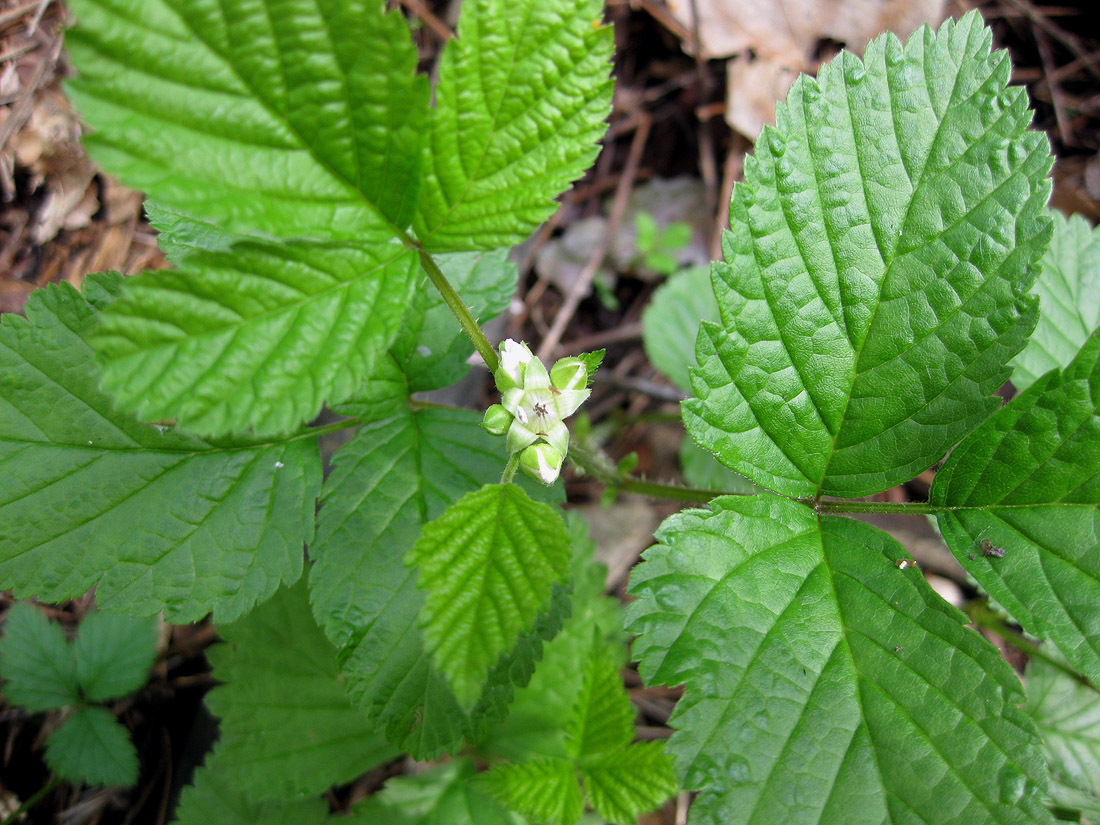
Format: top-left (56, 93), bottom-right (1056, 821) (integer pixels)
top-left (0, 1), bottom-right (1098, 823)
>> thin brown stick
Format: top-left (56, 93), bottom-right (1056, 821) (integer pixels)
top-left (398, 0), bottom-right (452, 43)
top-left (1001, 0), bottom-right (1100, 82)
top-left (1036, 29), bottom-right (1074, 145)
top-left (537, 115), bottom-right (651, 360)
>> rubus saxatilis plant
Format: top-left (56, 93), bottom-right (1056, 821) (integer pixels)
top-left (0, 1), bottom-right (1096, 823)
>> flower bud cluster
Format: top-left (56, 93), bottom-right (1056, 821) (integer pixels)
top-left (481, 340), bottom-right (591, 485)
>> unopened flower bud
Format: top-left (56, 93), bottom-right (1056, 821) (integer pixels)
top-left (519, 443), bottom-right (564, 486)
top-left (496, 339), bottom-right (533, 391)
top-left (550, 357), bottom-right (587, 391)
top-left (482, 404), bottom-right (512, 436)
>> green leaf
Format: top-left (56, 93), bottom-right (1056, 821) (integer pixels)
top-left (628, 494), bottom-right (1053, 825)
top-left (931, 331), bottom-right (1100, 688)
top-left (389, 250), bottom-right (518, 393)
top-left (0, 602), bottom-right (78, 712)
top-left (309, 407), bottom-right (561, 757)
top-left (45, 706), bottom-right (139, 787)
top-left (409, 483), bottom-right (572, 707)
top-left (346, 759), bottom-right (520, 825)
top-left (66, 0), bottom-right (428, 238)
top-left (565, 644), bottom-right (635, 758)
top-left (413, 0), bottom-right (614, 251)
top-left (678, 437), bottom-right (756, 494)
top-left (73, 611), bottom-right (157, 703)
top-left (1024, 659), bottom-right (1100, 817)
top-left (579, 742), bottom-right (679, 825)
top-left (0, 274), bottom-right (321, 622)
top-left (643, 265), bottom-right (717, 394)
top-left (1012, 211), bottom-right (1100, 391)
top-left (478, 758), bottom-right (585, 825)
top-left (204, 579), bottom-right (398, 800)
top-left (683, 12), bottom-right (1051, 498)
top-left (93, 239), bottom-right (417, 438)
top-left (172, 757), bottom-right (330, 825)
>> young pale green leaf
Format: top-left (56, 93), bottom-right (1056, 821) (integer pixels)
top-left (684, 12), bottom-right (1051, 498)
top-left (93, 239), bottom-right (417, 438)
top-left (73, 611), bottom-right (157, 703)
top-left (628, 494), bottom-right (1053, 825)
top-left (1024, 659), bottom-right (1100, 816)
top-left (66, 0), bottom-right (428, 238)
top-left (1012, 211), bottom-right (1100, 391)
top-left (643, 265), bottom-right (718, 394)
top-left (413, 0), bottom-right (614, 251)
top-left (931, 331), bottom-right (1100, 688)
top-left (477, 758), bottom-right (585, 825)
top-left (388, 250), bottom-right (518, 392)
top-left (0, 274), bottom-right (321, 623)
top-left (409, 483), bottom-right (572, 708)
top-left (309, 407), bottom-right (561, 758)
top-left (0, 602), bottom-right (78, 712)
top-left (565, 645), bottom-right (635, 759)
top-left (204, 579), bottom-right (398, 800)
top-left (346, 759), bottom-right (520, 825)
top-left (579, 742), bottom-right (679, 825)
top-left (172, 756), bottom-right (331, 825)
top-left (45, 706), bottom-right (139, 788)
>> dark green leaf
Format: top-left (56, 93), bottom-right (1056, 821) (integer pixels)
top-left (45, 706), bottom-right (139, 787)
top-left (0, 602), bottom-right (78, 712)
top-left (73, 611), bottom-right (157, 702)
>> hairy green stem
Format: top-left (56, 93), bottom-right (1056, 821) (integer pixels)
top-left (501, 452), bottom-right (520, 484)
top-left (417, 249), bottom-right (500, 373)
top-left (811, 499), bottom-right (945, 515)
top-left (967, 603), bottom-right (1098, 694)
top-left (0, 777), bottom-right (63, 825)
top-left (568, 438), bottom-right (719, 505)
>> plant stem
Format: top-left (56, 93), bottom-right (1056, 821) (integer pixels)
top-left (967, 603), bottom-right (1099, 694)
top-left (501, 452), bottom-right (520, 484)
top-left (568, 438), bottom-right (719, 505)
top-left (416, 249), bottom-right (500, 373)
top-left (0, 777), bottom-right (63, 825)
top-left (811, 499), bottom-right (945, 515)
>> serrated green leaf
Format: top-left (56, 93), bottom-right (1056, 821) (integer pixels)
top-left (478, 758), bottom-right (585, 825)
top-left (413, 0), bottom-right (614, 251)
top-left (0, 274), bottom-right (321, 622)
top-left (346, 759), bottom-right (520, 825)
top-left (565, 643), bottom-right (635, 759)
top-left (66, 0), bottom-right (428, 238)
top-left (310, 407), bottom-right (561, 758)
top-left (643, 265), bottom-right (718, 394)
top-left (1024, 658), bottom-right (1100, 818)
top-left (73, 611), bottom-right (157, 703)
top-left (579, 742), bottom-right (679, 825)
top-left (204, 579), bottom-right (398, 800)
top-left (931, 330), bottom-right (1100, 688)
top-left (389, 250), bottom-right (518, 392)
top-left (684, 12), bottom-right (1051, 498)
top-left (45, 706), bottom-right (139, 787)
top-left (0, 602), bottom-right (78, 712)
top-left (409, 483), bottom-right (572, 707)
top-left (172, 756), bottom-right (330, 825)
top-left (1012, 211), bottom-right (1100, 391)
top-left (93, 239), bottom-right (417, 438)
top-left (628, 494), bottom-right (1053, 825)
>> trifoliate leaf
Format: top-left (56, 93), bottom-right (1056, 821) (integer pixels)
top-left (684, 12), bottom-right (1051, 498)
top-left (1024, 658), bottom-right (1100, 818)
top-left (1012, 211), bottom-right (1100, 391)
top-left (73, 611), bottom-right (157, 703)
top-left (204, 579), bottom-right (398, 800)
top-left (931, 330), bottom-right (1100, 688)
top-left (346, 759), bottom-right (520, 825)
top-left (93, 239), bottom-right (417, 438)
top-left (66, 0), bottom-right (428, 238)
top-left (579, 742), bottom-right (679, 825)
top-left (409, 483), bottom-right (572, 708)
top-left (628, 494), bottom-right (1053, 825)
top-left (388, 250), bottom-right (518, 392)
top-left (565, 645), bottom-right (635, 759)
top-left (172, 756), bottom-right (330, 825)
top-left (0, 602), bottom-right (78, 712)
top-left (413, 0), bottom-right (614, 251)
top-left (477, 758), bottom-right (585, 825)
top-left (45, 706), bottom-right (139, 788)
top-left (0, 274), bottom-right (321, 622)
top-left (643, 265), bottom-right (718, 394)
top-left (310, 407), bottom-right (561, 758)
